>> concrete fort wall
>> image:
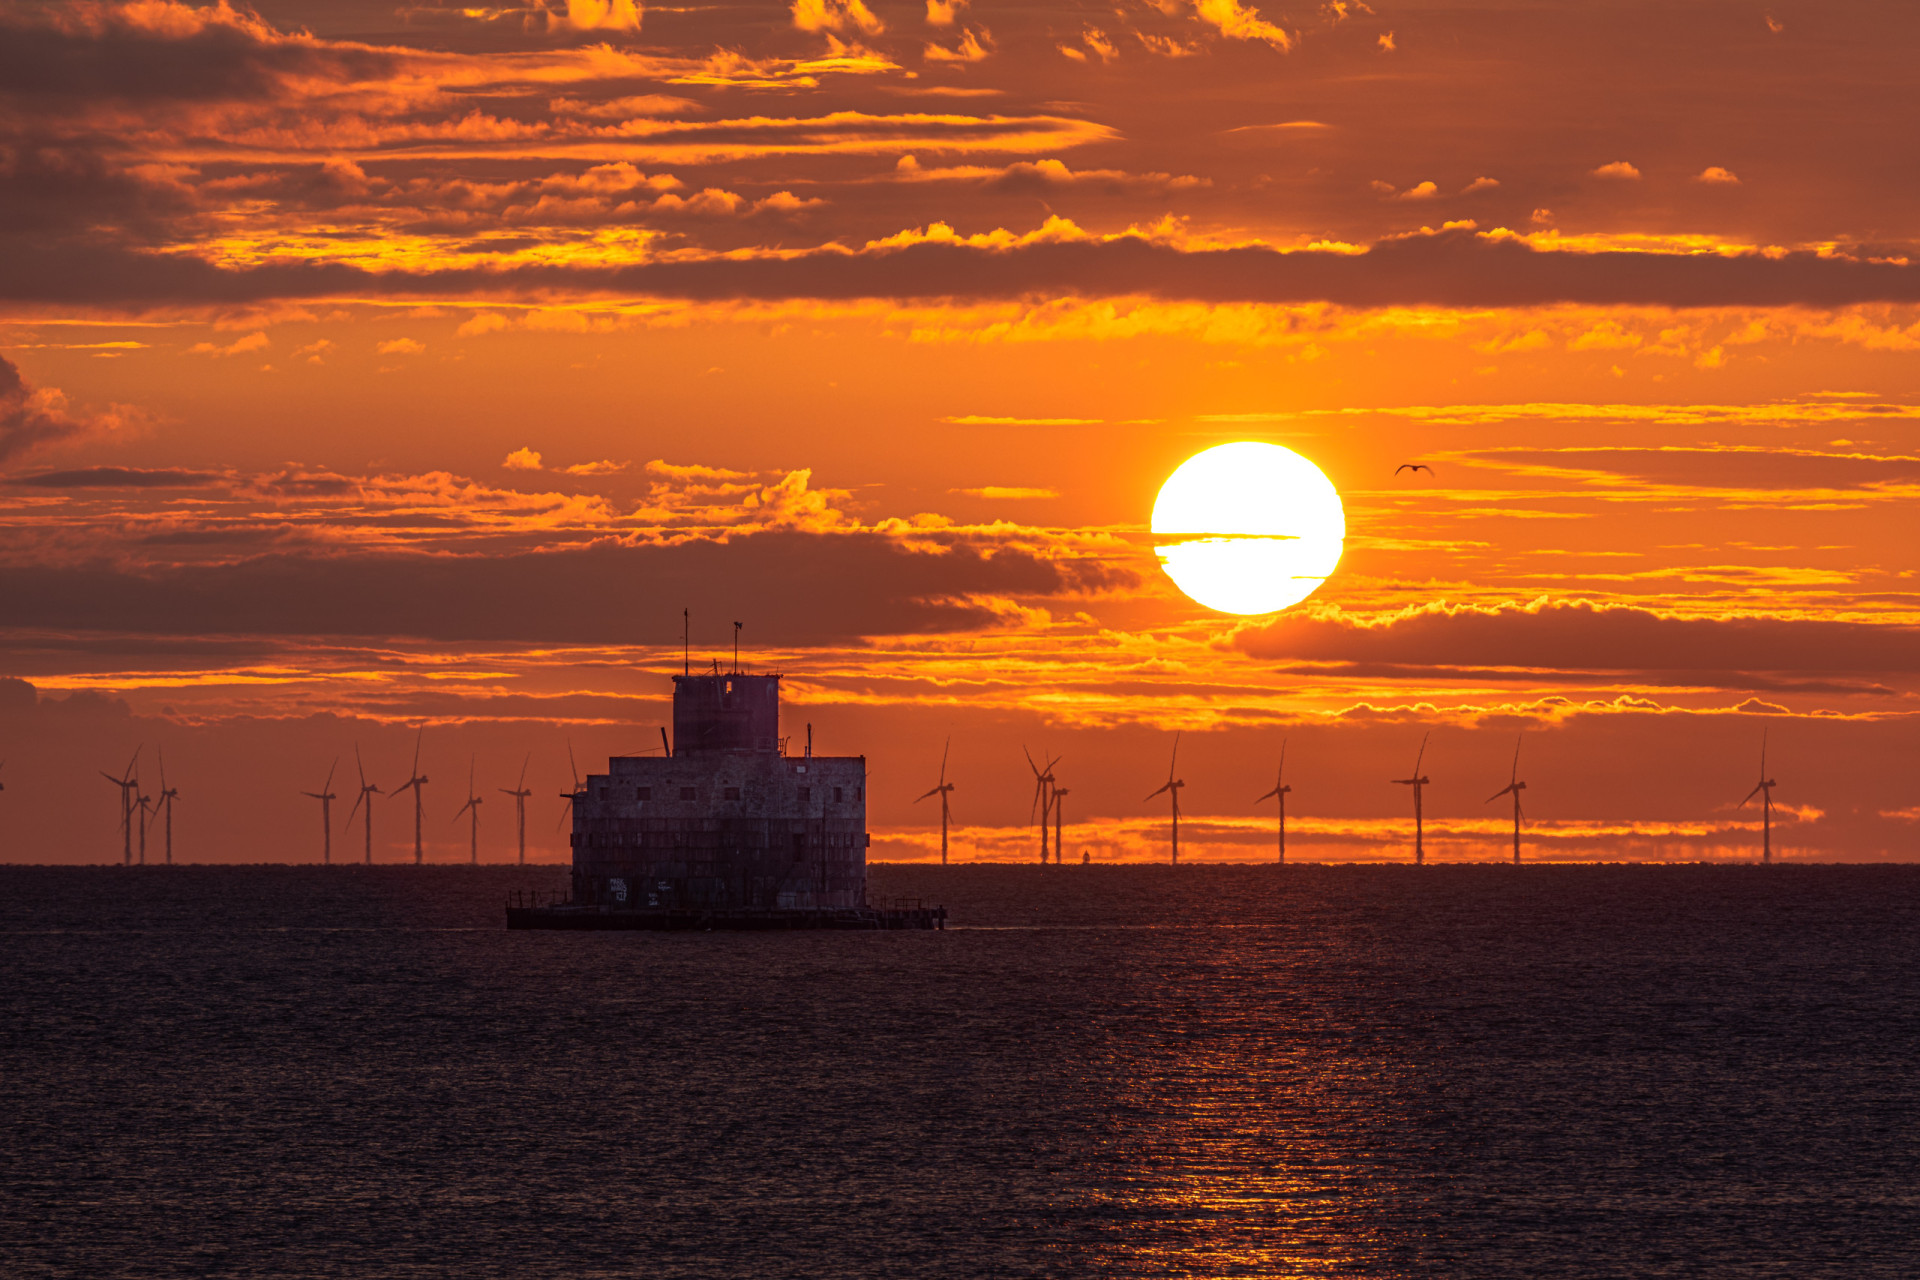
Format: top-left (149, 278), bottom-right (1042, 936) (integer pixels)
top-left (570, 753), bottom-right (867, 910)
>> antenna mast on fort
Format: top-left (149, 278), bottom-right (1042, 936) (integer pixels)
top-left (304, 758), bottom-right (338, 865)
top-left (498, 753), bottom-right (532, 865)
top-left (1145, 733), bottom-right (1186, 865)
top-left (1256, 739), bottom-right (1292, 864)
top-left (1485, 735), bottom-right (1527, 865)
top-left (390, 729), bottom-right (430, 865)
top-left (1739, 730), bottom-right (1778, 864)
top-left (1392, 733), bottom-right (1432, 865)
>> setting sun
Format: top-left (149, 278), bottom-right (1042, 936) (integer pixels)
top-left (1151, 442), bottom-right (1347, 615)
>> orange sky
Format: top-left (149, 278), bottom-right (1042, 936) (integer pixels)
top-left (1, 0), bottom-right (1917, 864)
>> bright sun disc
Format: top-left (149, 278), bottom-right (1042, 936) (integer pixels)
top-left (1152, 442), bottom-right (1346, 615)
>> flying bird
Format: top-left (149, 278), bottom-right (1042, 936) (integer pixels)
top-left (1394, 463), bottom-right (1434, 476)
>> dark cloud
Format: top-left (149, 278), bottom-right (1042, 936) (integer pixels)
top-left (0, 8), bottom-right (398, 106)
top-left (10, 467), bottom-right (223, 489)
top-left (1234, 600), bottom-right (1920, 675)
top-left (8, 227), bottom-right (1920, 309)
top-left (0, 355), bottom-right (125, 464)
top-left (0, 533), bottom-right (1124, 645)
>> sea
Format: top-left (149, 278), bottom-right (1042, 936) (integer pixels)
top-left (3, 862), bottom-right (1917, 1278)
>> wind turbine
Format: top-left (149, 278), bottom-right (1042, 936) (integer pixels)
top-left (1145, 732), bottom-right (1186, 865)
top-left (452, 756), bottom-right (483, 865)
top-left (303, 758), bottom-right (338, 865)
top-left (1052, 782), bottom-right (1068, 866)
top-left (101, 748), bottom-right (140, 866)
top-left (151, 748), bottom-right (180, 866)
top-left (390, 728), bottom-right (429, 865)
top-left (1256, 739), bottom-right (1292, 864)
top-left (1391, 733), bottom-right (1432, 865)
top-left (1024, 747), bottom-right (1060, 864)
top-left (1484, 734), bottom-right (1526, 865)
top-left (1740, 730), bottom-right (1778, 864)
top-left (498, 753), bottom-right (532, 866)
top-left (348, 744), bottom-right (380, 864)
top-left (915, 738), bottom-right (956, 865)
top-left (556, 738), bottom-right (584, 832)
top-left (135, 787), bottom-right (153, 865)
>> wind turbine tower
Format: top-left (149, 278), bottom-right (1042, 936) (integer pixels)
top-left (1145, 732), bottom-right (1187, 865)
top-left (1740, 731), bottom-right (1779, 864)
top-left (135, 788), bottom-right (153, 865)
top-left (1485, 735), bottom-right (1527, 865)
top-left (498, 753), bottom-right (532, 866)
top-left (101, 749), bottom-right (140, 866)
top-left (348, 745), bottom-right (380, 864)
top-left (1052, 783), bottom-right (1068, 866)
top-left (557, 739), bottom-right (585, 833)
top-left (1256, 739), bottom-right (1292, 864)
top-left (1391, 733), bottom-right (1433, 865)
top-left (915, 738), bottom-right (957, 865)
top-left (304, 759), bottom-right (338, 865)
top-left (390, 729), bottom-right (430, 865)
top-left (152, 749), bottom-right (180, 866)
top-left (453, 756), bottom-right (483, 865)
top-left (1025, 747), bottom-right (1060, 864)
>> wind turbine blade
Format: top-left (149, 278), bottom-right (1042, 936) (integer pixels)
top-left (1024, 745), bottom-right (1041, 778)
top-left (323, 757), bottom-right (337, 795)
top-left (1485, 785), bottom-right (1514, 804)
top-left (1740, 783), bottom-right (1763, 807)
top-left (158, 747), bottom-right (167, 794)
top-left (1413, 731), bottom-right (1428, 777)
top-left (1256, 786), bottom-right (1279, 803)
top-left (468, 755), bottom-right (475, 796)
top-left (356, 743), bottom-right (366, 788)
top-left (1760, 726), bottom-right (1767, 777)
top-left (915, 786), bottom-right (940, 802)
top-left (1279, 737), bottom-right (1287, 783)
top-left (1169, 731), bottom-right (1181, 779)
top-left (940, 736), bottom-right (949, 785)
top-left (101, 771), bottom-right (125, 786)
top-left (123, 745), bottom-right (141, 782)
top-left (348, 790), bottom-right (365, 824)
top-left (411, 727), bottom-right (422, 777)
top-left (517, 752), bottom-right (530, 792)
top-left (1511, 733), bottom-right (1522, 783)
top-left (1145, 782), bottom-right (1172, 801)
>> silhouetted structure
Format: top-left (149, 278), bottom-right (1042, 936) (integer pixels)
top-left (152, 749), bottom-right (179, 866)
top-left (391, 730), bottom-right (429, 865)
top-left (1026, 747), bottom-right (1060, 864)
top-left (453, 757), bottom-right (482, 865)
top-left (1256, 740), bottom-right (1292, 864)
top-left (1485, 735), bottom-right (1526, 865)
top-left (1146, 733), bottom-right (1186, 865)
top-left (498, 754), bottom-right (532, 865)
top-left (916, 738), bottom-right (956, 865)
top-left (1392, 733), bottom-right (1432, 864)
top-left (1740, 731), bottom-right (1779, 864)
top-left (511, 669), bottom-right (941, 929)
top-left (304, 759), bottom-right (337, 865)
top-left (101, 749), bottom-right (139, 867)
top-left (348, 745), bottom-right (380, 864)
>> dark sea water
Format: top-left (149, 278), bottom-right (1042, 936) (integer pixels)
top-left (3, 863), bottom-right (1918, 1278)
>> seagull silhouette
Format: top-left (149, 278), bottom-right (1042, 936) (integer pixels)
top-left (1395, 463), bottom-right (1434, 476)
